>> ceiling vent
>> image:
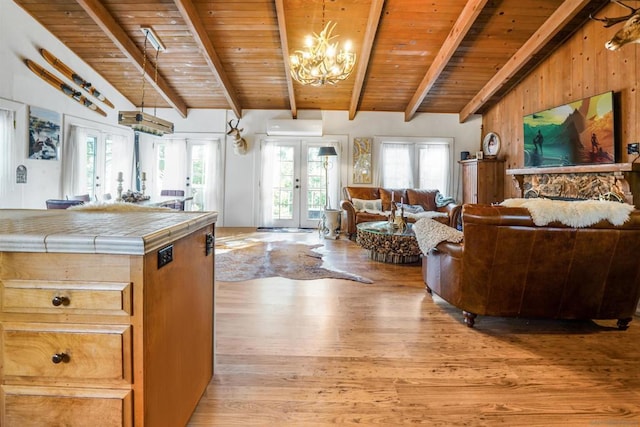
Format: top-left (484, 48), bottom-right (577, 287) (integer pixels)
top-left (266, 119), bottom-right (323, 136)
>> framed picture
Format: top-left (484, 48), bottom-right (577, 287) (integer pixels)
top-left (476, 151), bottom-right (484, 160)
top-left (352, 137), bottom-right (372, 184)
top-left (482, 132), bottom-right (500, 158)
top-left (28, 106), bottom-right (61, 160)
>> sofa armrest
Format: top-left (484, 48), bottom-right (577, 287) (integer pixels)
top-left (340, 199), bottom-right (358, 236)
top-left (436, 203), bottom-right (462, 229)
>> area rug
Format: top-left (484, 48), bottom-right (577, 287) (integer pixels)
top-left (215, 240), bottom-right (373, 283)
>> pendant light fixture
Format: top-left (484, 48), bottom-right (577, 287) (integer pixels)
top-left (118, 27), bottom-right (174, 136)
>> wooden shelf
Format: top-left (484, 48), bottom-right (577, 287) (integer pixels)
top-left (507, 162), bottom-right (640, 175)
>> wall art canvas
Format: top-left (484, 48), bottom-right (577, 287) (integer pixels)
top-left (28, 106), bottom-right (61, 160)
top-left (523, 91), bottom-right (615, 168)
top-left (352, 137), bottom-right (372, 184)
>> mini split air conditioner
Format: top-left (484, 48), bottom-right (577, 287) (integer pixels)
top-left (266, 119), bottom-right (323, 136)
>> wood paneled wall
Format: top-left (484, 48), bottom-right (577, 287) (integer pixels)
top-left (482, 2), bottom-right (639, 199)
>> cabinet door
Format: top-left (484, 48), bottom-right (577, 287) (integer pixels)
top-left (142, 224), bottom-right (215, 427)
top-left (461, 161), bottom-right (478, 204)
top-left (476, 160), bottom-right (505, 204)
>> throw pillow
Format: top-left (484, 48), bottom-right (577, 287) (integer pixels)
top-left (352, 198), bottom-right (382, 212)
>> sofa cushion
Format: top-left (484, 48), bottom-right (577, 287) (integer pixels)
top-left (380, 188), bottom-right (408, 211)
top-left (352, 198), bottom-right (383, 213)
top-left (406, 189), bottom-right (439, 211)
top-left (345, 186), bottom-right (379, 201)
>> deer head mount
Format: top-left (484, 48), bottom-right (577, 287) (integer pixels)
top-left (590, 0), bottom-right (640, 50)
top-left (227, 119), bottom-right (248, 155)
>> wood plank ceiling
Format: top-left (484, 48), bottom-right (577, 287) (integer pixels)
top-left (14, 0), bottom-right (610, 122)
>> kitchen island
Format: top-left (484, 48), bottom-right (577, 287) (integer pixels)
top-left (0, 209), bottom-right (217, 426)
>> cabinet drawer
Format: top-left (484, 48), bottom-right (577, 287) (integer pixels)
top-left (1, 280), bottom-right (131, 315)
top-left (2, 385), bottom-right (132, 427)
top-left (2, 323), bottom-right (131, 383)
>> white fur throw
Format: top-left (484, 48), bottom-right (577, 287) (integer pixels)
top-left (500, 198), bottom-right (634, 227)
top-left (69, 202), bottom-right (172, 212)
top-left (414, 217), bottom-right (463, 253)
top-left (406, 210), bottom-right (448, 221)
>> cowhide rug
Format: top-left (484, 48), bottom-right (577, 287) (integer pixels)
top-left (215, 240), bottom-right (373, 283)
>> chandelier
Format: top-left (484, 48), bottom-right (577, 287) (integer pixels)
top-left (118, 27), bottom-right (174, 136)
top-left (289, 21), bottom-right (356, 86)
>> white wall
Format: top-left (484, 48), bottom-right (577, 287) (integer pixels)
top-left (0, 0), bottom-right (482, 226)
top-left (0, 0), bottom-right (134, 208)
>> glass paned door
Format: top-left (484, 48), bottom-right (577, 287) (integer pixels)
top-left (154, 138), bottom-right (220, 211)
top-left (186, 139), bottom-right (219, 211)
top-left (261, 140), bottom-right (337, 229)
top-left (83, 133), bottom-right (114, 200)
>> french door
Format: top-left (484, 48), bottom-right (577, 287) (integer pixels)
top-left (82, 130), bottom-right (132, 201)
top-left (260, 138), bottom-right (340, 229)
top-left (153, 137), bottom-right (222, 211)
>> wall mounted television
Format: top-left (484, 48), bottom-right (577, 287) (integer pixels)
top-left (523, 91), bottom-right (615, 168)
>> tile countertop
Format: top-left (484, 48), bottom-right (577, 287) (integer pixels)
top-left (0, 209), bottom-right (218, 255)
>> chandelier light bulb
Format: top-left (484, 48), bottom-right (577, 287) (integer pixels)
top-left (305, 35), bottom-right (314, 48)
top-left (289, 21), bottom-right (356, 86)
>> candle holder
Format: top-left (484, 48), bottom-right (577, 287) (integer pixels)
top-left (116, 175), bottom-right (124, 201)
top-left (141, 176), bottom-right (146, 195)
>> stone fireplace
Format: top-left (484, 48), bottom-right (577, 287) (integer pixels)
top-left (506, 163), bottom-right (640, 207)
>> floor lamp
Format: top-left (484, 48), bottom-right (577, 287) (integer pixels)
top-left (318, 146), bottom-right (339, 239)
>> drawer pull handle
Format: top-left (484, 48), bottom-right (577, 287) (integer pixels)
top-left (51, 296), bottom-right (70, 306)
top-left (51, 353), bottom-right (70, 364)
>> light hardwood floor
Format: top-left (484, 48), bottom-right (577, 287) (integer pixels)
top-left (188, 228), bottom-right (640, 426)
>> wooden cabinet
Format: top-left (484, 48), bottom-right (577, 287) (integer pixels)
top-left (460, 158), bottom-right (505, 204)
top-left (0, 211), bottom-right (216, 426)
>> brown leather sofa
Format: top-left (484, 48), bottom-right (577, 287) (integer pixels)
top-left (423, 204), bottom-right (640, 328)
top-left (340, 186), bottom-right (460, 239)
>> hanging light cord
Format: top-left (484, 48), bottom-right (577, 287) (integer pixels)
top-left (153, 48), bottom-right (160, 116)
top-left (140, 32), bottom-right (148, 113)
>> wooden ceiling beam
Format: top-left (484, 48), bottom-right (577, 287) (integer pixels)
top-left (274, 0), bottom-right (298, 119)
top-left (348, 0), bottom-right (385, 121)
top-left (75, 0), bottom-right (188, 118)
top-left (458, 0), bottom-right (594, 123)
top-left (404, 0), bottom-right (489, 122)
top-left (173, 0), bottom-right (242, 119)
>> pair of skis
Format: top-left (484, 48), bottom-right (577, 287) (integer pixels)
top-left (25, 49), bottom-right (114, 117)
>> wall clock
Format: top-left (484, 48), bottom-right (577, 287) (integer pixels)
top-left (482, 132), bottom-right (500, 158)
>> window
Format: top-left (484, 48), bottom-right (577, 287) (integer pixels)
top-left (378, 137), bottom-right (452, 195)
top-left (0, 109), bottom-right (14, 198)
top-left (63, 124), bottom-right (132, 200)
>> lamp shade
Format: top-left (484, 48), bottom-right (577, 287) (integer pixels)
top-left (318, 146), bottom-right (338, 156)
